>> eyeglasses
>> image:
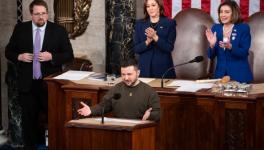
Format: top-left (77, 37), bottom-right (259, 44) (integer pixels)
top-left (33, 12), bottom-right (48, 17)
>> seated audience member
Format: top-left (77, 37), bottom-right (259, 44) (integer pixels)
top-left (78, 58), bottom-right (160, 122)
top-left (205, 1), bottom-right (253, 83)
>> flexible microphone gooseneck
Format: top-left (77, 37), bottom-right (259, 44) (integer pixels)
top-left (101, 93), bottom-right (121, 124)
top-left (161, 56), bottom-right (204, 88)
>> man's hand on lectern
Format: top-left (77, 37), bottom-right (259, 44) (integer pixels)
top-left (77, 102), bottom-right (92, 116)
top-left (142, 108), bottom-right (152, 121)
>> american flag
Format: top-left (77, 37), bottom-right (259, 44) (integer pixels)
top-left (163, 0), bottom-right (264, 22)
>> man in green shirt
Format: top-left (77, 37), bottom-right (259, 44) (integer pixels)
top-left (78, 59), bottom-right (160, 121)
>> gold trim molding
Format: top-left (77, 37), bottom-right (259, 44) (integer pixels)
top-left (54, 0), bottom-right (92, 39)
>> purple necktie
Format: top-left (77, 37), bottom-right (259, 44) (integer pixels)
top-left (33, 28), bottom-right (42, 79)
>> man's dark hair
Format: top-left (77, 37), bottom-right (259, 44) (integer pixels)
top-left (120, 58), bottom-right (139, 70)
top-left (29, 0), bottom-right (49, 14)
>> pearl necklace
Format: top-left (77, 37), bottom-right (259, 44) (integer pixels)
top-left (223, 24), bottom-right (234, 37)
top-left (223, 24), bottom-right (234, 43)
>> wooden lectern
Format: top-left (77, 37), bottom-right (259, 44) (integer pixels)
top-left (65, 117), bottom-right (157, 150)
top-left (46, 74), bottom-right (264, 150)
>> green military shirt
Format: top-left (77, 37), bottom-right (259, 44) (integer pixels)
top-left (91, 81), bottom-right (160, 121)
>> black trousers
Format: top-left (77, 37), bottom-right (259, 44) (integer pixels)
top-left (19, 80), bottom-right (48, 150)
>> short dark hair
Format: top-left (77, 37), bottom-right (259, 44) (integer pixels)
top-left (143, 0), bottom-right (165, 20)
top-left (218, 0), bottom-right (242, 24)
top-left (120, 58), bottom-right (139, 70)
top-left (29, 0), bottom-right (48, 14)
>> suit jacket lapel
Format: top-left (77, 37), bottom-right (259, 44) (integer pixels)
top-left (144, 17), bottom-right (166, 37)
top-left (42, 21), bottom-right (51, 52)
top-left (230, 24), bottom-right (237, 45)
top-left (219, 24), bottom-right (224, 42)
top-left (155, 17), bottom-right (165, 35)
top-left (145, 18), bottom-right (151, 29)
top-left (26, 22), bottom-right (34, 53)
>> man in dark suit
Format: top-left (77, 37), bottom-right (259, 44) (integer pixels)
top-left (5, 0), bottom-right (74, 149)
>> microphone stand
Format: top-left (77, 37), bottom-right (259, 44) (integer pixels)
top-left (101, 107), bottom-right (104, 124)
top-left (161, 62), bottom-right (190, 88)
top-left (161, 56), bottom-right (204, 88)
top-left (100, 93), bottom-right (121, 124)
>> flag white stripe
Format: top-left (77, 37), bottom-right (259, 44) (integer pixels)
top-left (249, 0), bottom-right (260, 16)
top-left (192, 0), bottom-right (201, 9)
top-left (172, 0), bottom-right (182, 18)
top-left (210, 0), bottom-right (221, 23)
top-left (171, 0), bottom-right (261, 22)
top-left (234, 0), bottom-right (240, 6)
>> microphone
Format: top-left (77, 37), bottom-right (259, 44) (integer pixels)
top-left (161, 56), bottom-right (204, 88)
top-left (188, 56), bottom-right (204, 63)
top-left (101, 93), bottom-right (121, 124)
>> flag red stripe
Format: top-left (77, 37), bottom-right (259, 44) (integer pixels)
top-left (201, 0), bottom-right (211, 14)
top-left (163, 0), bottom-right (172, 17)
top-left (261, 0), bottom-right (264, 12)
top-left (182, 0), bottom-right (191, 10)
top-left (240, 0), bottom-right (249, 21)
top-left (166, 0), bottom-right (261, 19)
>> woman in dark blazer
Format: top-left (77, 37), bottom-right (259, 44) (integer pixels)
top-left (133, 0), bottom-right (176, 78)
top-left (205, 1), bottom-right (253, 83)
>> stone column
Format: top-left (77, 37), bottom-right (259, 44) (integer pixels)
top-left (0, 0), bottom-right (19, 147)
top-left (105, 0), bottom-right (136, 74)
top-left (5, 0), bottom-right (24, 148)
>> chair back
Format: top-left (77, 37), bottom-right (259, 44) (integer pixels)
top-left (172, 8), bottom-right (214, 79)
top-left (247, 12), bottom-right (264, 83)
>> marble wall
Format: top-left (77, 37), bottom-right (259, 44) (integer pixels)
top-left (105, 0), bottom-right (136, 74)
top-left (0, 0), bottom-right (17, 146)
top-left (0, 0), bottom-right (17, 132)
top-left (70, 0), bottom-right (106, 73)
top-left (136, 0), bottom-right (144, 19)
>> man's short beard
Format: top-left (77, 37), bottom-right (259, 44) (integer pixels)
top-left (125, 79), bottom-right (139, 87)
top-left (36, 23), bottom-right (45, 27)
top-left (36, 20), bottom-right (45, 27)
